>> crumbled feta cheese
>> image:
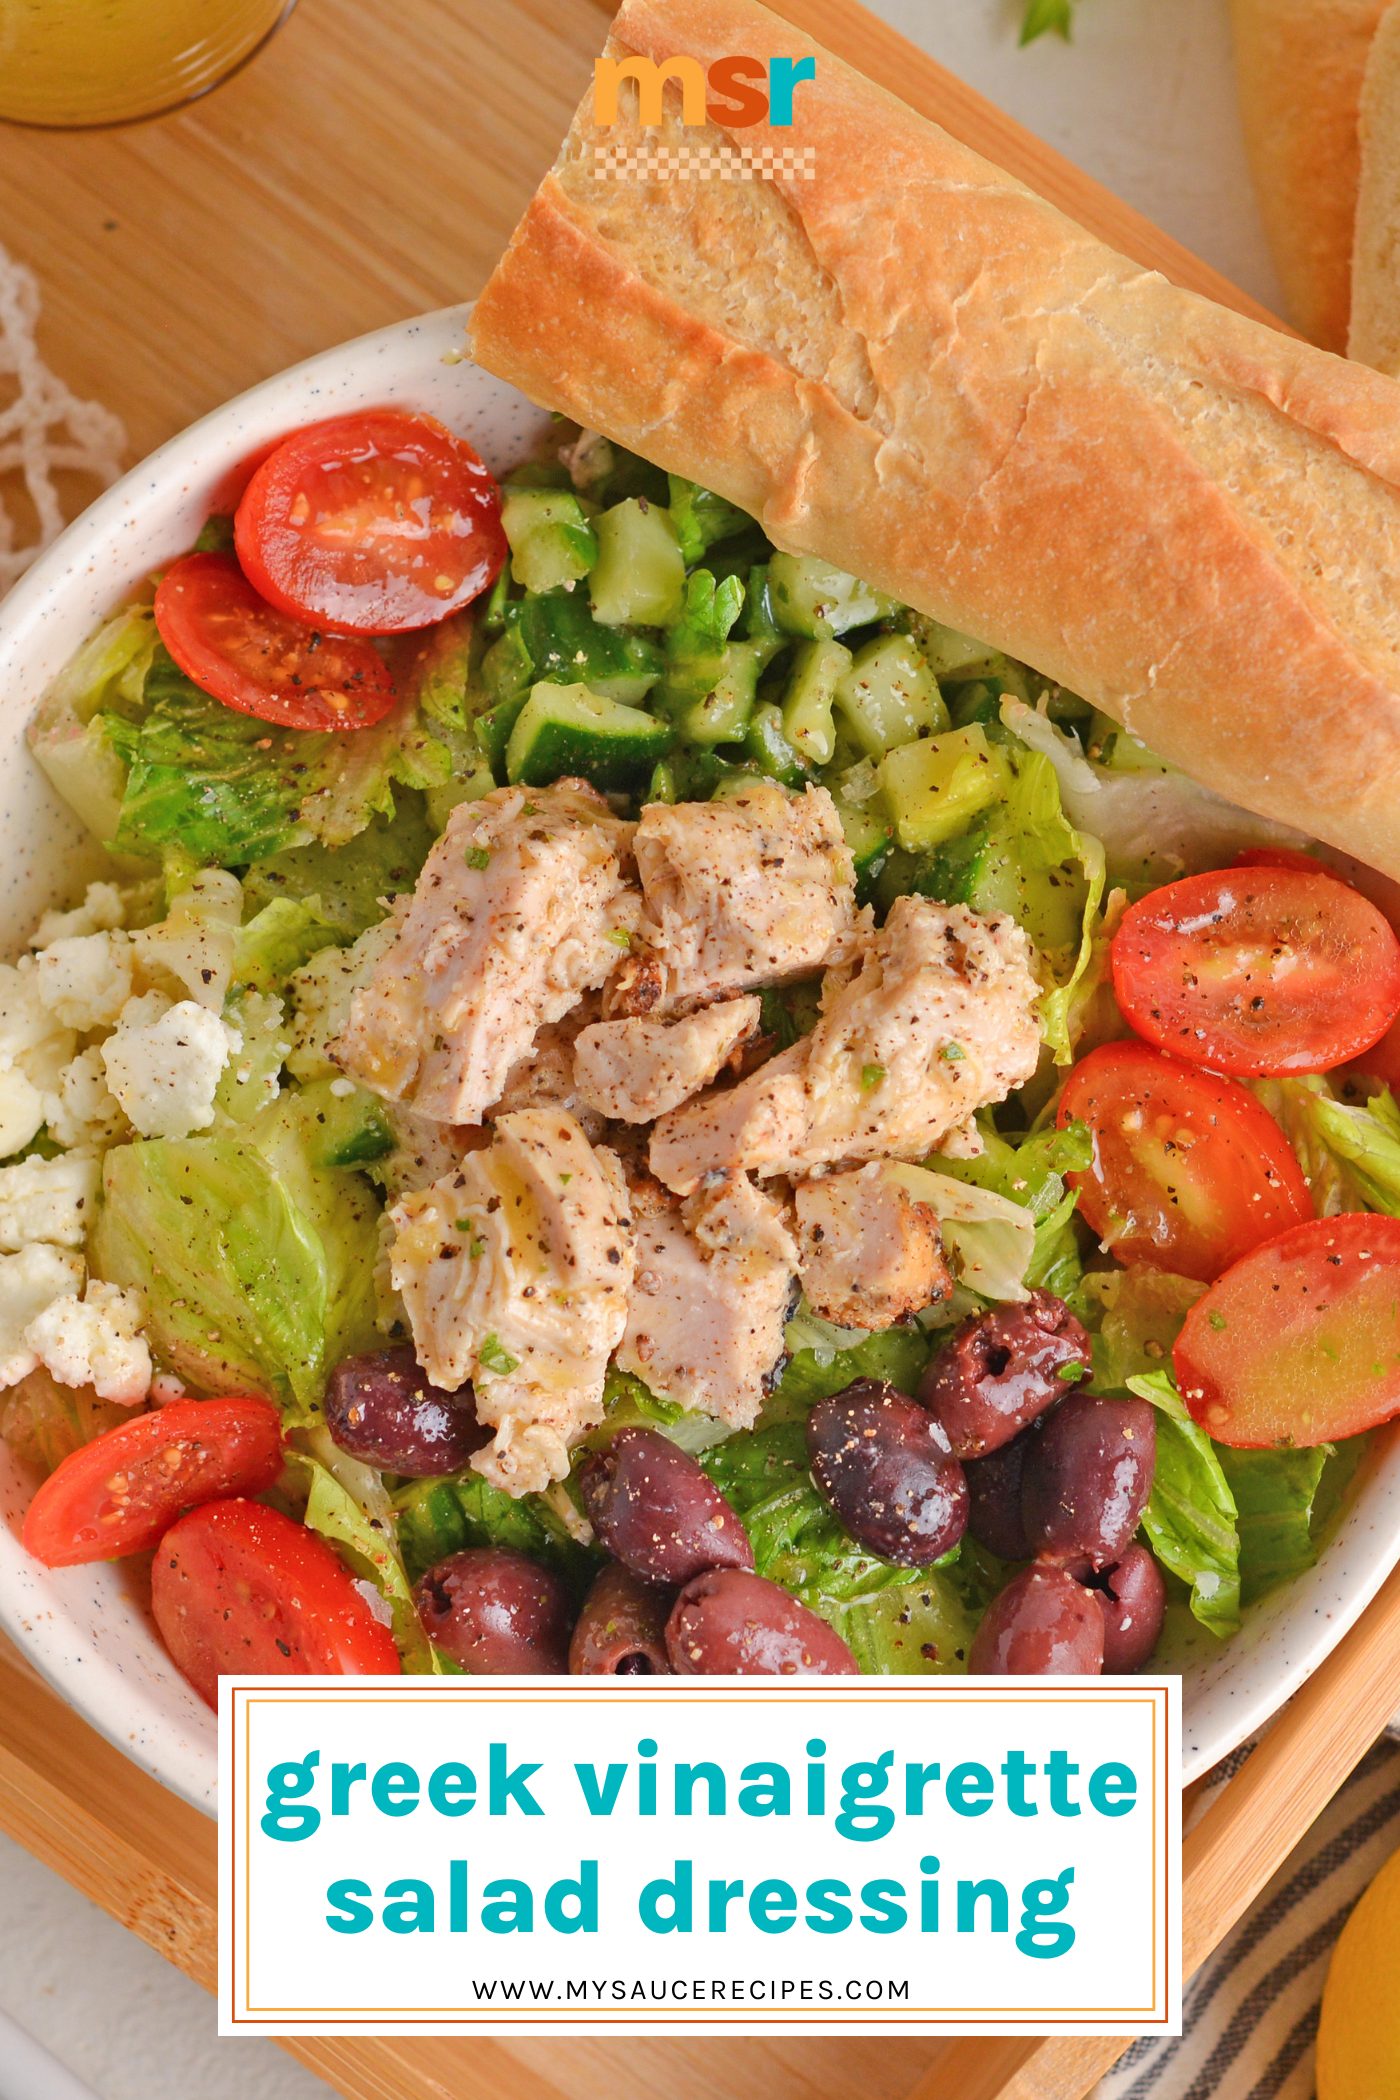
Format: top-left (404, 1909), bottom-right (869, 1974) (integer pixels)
top-left (29, 880), bottom-right (127, 947)
top-left (0, 1150), bottom-right (100, 1251)
top-left (0, 1245), bottom-right (83, 1386)
top-left (33, 929), bottom-right (133, 1031)
top-left (0, 1063), bottom-right (45, 1159)
top-left (24, 1279), bottom-right (151, 1405)
top-left (0, 959), bottom-right (76, 1093)
top-left (101, 992), bottom-right (236, 1138)
top-left (42, 1045), bottom-right (127, 1151)
top-left (132, 868), bottom-right (241, 1011)
top-left (150, 1370), bottom-right (188, 1406)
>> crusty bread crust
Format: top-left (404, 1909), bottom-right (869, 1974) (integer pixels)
top-left (471, 0), bottom-right (1400, 878)
top-left (1352, 2), bottom-right (1400, 373)
top-left (1230, 0), bottom-right (1388, 353)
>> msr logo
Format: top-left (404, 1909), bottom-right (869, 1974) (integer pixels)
top-left (593, 51), bottom-right (817, 129)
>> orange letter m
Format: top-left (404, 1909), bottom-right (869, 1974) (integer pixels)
top-left (594, 53), bottom-right (708, 128)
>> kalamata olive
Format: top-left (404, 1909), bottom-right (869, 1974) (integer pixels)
top-left (666, 1568), bottom-right (858, 1675)
top-left (806, 1379), bottom-right (968, 1567)
top-left (1087, 1544), bottom-right (1168, 1672)
top-left (969, 1564), bottom-right (1105, 1675)
top-left (569, 1563), bottom-right (673, 1675)
top-left (964, 1427), bottom-right (1036, 1562)
top-left (1021, 1393), bottom-right (1156, 1571)
top-left (414, 1548), bottom-right (572, 1673)
top-left (579, 1427), bottom-right (753, 1585)
top-left (324, 1347), bottom-right (486, 1476)
top-left (919, 1290), bottom-right (1091, 1458)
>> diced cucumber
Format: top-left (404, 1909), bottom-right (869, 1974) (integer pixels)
top-left (877, 724), bottom-right (1009, 851)
top-left (293, 1078), bottom-right (395, 1169)
top-left (835, 634), bottom-right (947, 757)
top-left (679, 639), bottom-right (775, 747)
top-left (517, 592), bottom-right (663, 704)
top-left (479, 566), bottom-right (516, 634)
top-left (505, 681), bottom-right (673, 792)
top-left (766, 553), bottom-right (900, 640)
top-left (904, 613), bottom-right (1007, 684)
top-left (647, 759), bottom-right (679, 805)
top-left (481, 624), bottom-right (534, 709)
top-left (475, 693), bottom-right (528, 775)
top-left (834, 797), bottom-right (894, 885)
top-left (502, 487), bottom-right (599, 595)
top-left (743, 564), bottom-right (783, 639)
top-left (589, 499), bottom-right (686, 627)
top-left (780, 639), bottom-right (850, 767)
top-left (743, 701), bottom-right (810, 789)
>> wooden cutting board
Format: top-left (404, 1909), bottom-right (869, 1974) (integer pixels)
top-left (0, 3), bottom-right (1374, 2098)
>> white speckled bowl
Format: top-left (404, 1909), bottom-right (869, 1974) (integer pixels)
top-left (2, 306), bottom-right (1398, 1812)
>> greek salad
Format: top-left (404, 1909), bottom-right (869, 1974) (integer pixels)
top-left (5, 404), bottom-right (1400, 1698)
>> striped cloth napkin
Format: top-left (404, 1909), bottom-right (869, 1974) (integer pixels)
top-left (1095, 1735), bottom-right (1400, 2100)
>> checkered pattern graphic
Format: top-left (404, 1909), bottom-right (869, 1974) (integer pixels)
top-left (593, 138), bottom-right (816, 181)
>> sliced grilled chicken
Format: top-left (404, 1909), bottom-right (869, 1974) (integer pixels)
top-left (495, 992), bottom-right (607, 1141)
top-left (388, 1107), bottom-right (634, 1493)
top-left (794, 1163), bottom-right (953, 1329)
top-left (616, 1173), bottom-right (798, 1427)
top-left (334, 781), bottom-right (638, 1124)
top-left (606, 781), bottom-right (867, 1016)
top-left (650, 899), bottom-right (1041, 1192)
top-left (573, 995), bottom-right (761, 1125)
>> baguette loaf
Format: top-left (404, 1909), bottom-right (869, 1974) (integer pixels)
top-left (471, 0), bottom-right (1400, 879)
top-left (1353, 1), bottom-right (1400, 373)
top-left (1229, 0), bottom-right (1389, 353)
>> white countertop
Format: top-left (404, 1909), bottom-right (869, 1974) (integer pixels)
top-left (0, 3), bottom-right (1281, 2094)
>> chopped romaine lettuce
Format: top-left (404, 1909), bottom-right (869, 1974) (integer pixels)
top-left (103, 647), bottom-right (450, 867)
top-left (702, 1421), bottom-right (925, 1608)
top-left (915, 719), bottom-right (1105, 1063)
top-left (215, 989), bottom-right (287, 1124)
top-left (700, 1419), bottom-right (999, 1671)
top-left (1265, 1083), bottom-right (1400, 1217)
top-left (1002, 697), bottom-right (1307, 889)
top-left (766, 1321), bottom-right (932, 1416)
top-left (1085, 1266), bottom-right (1206, 1393)
top-left (233, 896), bottom-right (341, 993)
top-left (666, 475), bottom-right (752, 565)
top-left (1128, 1371), bottom-right (1241, 1637)
top-left (93, 1099), bottom-right (381, 1413)
top-left (27, 606), bottom-right (157, 847)
top-left (1219, 1444), bottom-right (1332, 1607)
top-left (240, 793), bottom-right (436, 942)
top-left (393, 1467), bottom-right (598, 1595)
top-left (292, 1440), bottom-right (447, 1672)
top-left (889, 1160), bottom-right (1039, 1304)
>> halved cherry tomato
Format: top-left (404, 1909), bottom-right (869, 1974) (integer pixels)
top-left (1057, 1042), bottom-right (1312, 1282)
top-left (154, 552), bottom-right (398, 731)
top-left (234, 409), bottom-right (507, 634)
top-left (1175, 1212), bottom-right (1400, 1447)
top-left (152, 1498), bottom-right (401, 1707)
top-left (1111, 865), bottom-right (1400, 1076)
top-left (21, 1397), bottom-right (283, 1568)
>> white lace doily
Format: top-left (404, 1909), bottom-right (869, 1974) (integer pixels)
top-left (0, 239), bottom-right (126, 592)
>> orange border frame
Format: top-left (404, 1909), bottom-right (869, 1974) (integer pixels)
top-left (226, 1685), bottom-right (1173, 2030)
